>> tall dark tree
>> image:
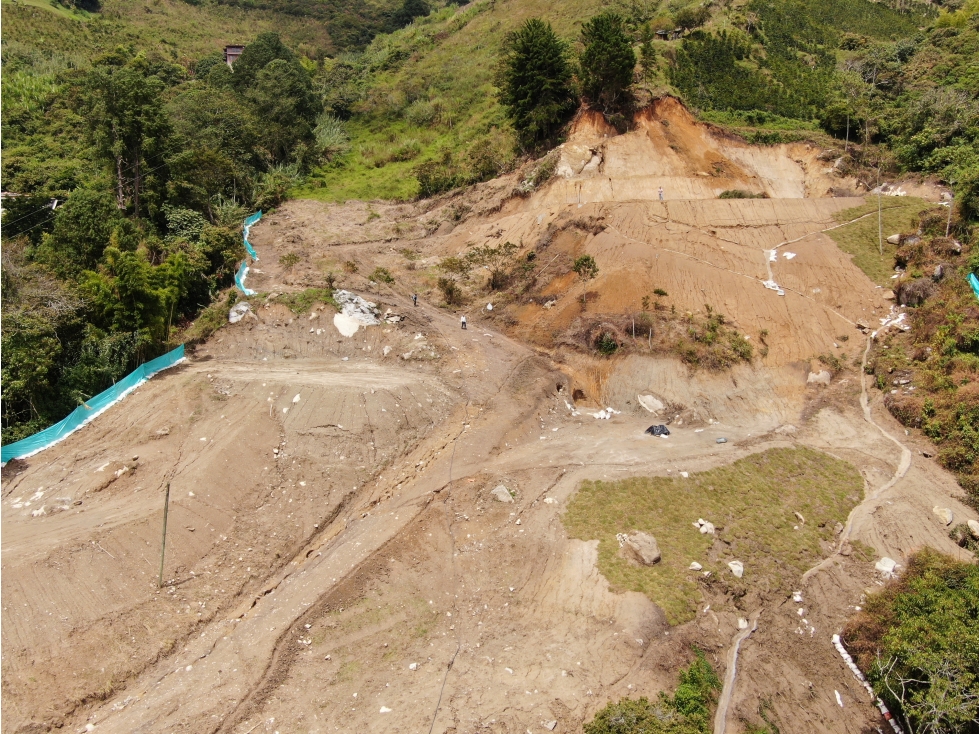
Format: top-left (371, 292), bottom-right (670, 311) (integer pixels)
top-left (231, 32), bottom-right (295, 91)
top-left (579, 12), bottom-right (637, 113)
top-left (391, 0), bottom-right (429, 29)
top-left (497, 18), bottom-right (575, 152)
top-left (83, 52), bottom-right (171, 218)
top-left (246, 59), bottom-right (322, 163)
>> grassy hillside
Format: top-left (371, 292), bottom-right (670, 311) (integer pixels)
top-left (291, 0), bottom-right (977, 213)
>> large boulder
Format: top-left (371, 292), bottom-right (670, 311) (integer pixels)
top-left (618, 531), bottom-right (661, 566)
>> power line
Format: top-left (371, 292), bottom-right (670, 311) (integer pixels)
top-left (4, 212), bottom-right (57, 239)
top-left (2, 201), bottom-right (60, 229)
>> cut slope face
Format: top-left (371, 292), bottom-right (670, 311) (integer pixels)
top-left (410, 102), bottom-right (893, 369)
top-left (545, 99), bottom-right (849, 205)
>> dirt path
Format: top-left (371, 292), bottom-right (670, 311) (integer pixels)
top-left (713, 611), bottom-right (760, 734)
top-left (801, 336), bottom-right (913, 584)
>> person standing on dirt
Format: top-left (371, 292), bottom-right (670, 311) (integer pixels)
top-left (461, 314), bottom-right (467, 330)
top-left (412, 293), bottom-right (418, 307)
top-left (658, 186), bottom-right (664, 201)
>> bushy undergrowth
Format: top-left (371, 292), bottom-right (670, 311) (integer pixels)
top-left (864, 207), bottom-right (979, 503)
top-left (843, 549), bottom-right (979, 734)
top-left (585, 651), bottom-right (721, 734)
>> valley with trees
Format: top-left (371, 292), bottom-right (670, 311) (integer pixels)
top-left (2, 0), bottom-right (978, 733)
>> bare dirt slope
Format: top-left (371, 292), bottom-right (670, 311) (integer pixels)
top-left (2, 101), bottom-right (970, 734)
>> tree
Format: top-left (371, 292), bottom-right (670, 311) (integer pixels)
top-left (83, 52), bottom-right (171, 218)
top-left (579, 12), bottom-right (636, 113)
top-left (674, 5), bottom-right (711, 31)
top-left (392, 0), bottom-right (429, 29)
top-left (246, 59), bottom-right (322, 164)
top-left (231, 32), bottom-right (295, 92)
top-left (638, 24), bottom-right (657, 83)
top-left (573, 254), bottom-right (599, 307)
top-left (497, 19), bottom-right (575, 152)
top-left (467, 240), bottom-right (518, 290)
top-left (37, 188), bottom-right (128, 275)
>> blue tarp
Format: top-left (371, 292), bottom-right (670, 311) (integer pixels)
top-left (1, 345), bottom-right (186, 464)
top-left (969, 272), bottom-right (979, 302)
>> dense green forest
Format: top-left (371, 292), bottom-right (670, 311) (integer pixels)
top-left (2, 0), bottom-right (978, 450)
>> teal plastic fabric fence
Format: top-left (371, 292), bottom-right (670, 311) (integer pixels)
top-left (969, 273), bottom-right (979, 302)
top-left (1, 345), bottom-right (186, 464)
top-left (235, 211), bottom-right (262, 294)
top-left (234, 261), bottom-right (256, 296)
top-left (243, 211), bottom-right (262, 260)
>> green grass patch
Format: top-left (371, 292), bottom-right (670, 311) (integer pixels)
top-left (274, 288), bottom-right (338, 315)
top-left (180, 295), bottom-right (233, 344)
top-left (826, 197), bottom-right (937, 286)
top-left (562, 447), bottom-right (863, 624)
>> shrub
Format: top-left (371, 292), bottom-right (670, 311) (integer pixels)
top-left (437, 276), bottom-right (462, 305)
top-left (843, 549), bottom-right (979, 734)
top-left (596, 331), bottom-right (619, 355)
top-left (585, 651), bottom-right (720, 734)
top-left (370, 266), bottom-right (394, 283)
top-left (718, 189), bottom-right (769, 199)
top-left (279, 252), bottom-right (301, 268)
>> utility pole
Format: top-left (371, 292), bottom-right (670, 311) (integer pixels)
top-left (158, 482), bottom-right (171, 588)
top-left (877, 163), bottom-right (883, 257)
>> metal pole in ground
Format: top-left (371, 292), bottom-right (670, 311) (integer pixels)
top-left (158, 482), bottom-right (171, 588)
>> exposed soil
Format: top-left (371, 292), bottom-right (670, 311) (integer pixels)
top-left (2, 101), bottom-right (971, 734)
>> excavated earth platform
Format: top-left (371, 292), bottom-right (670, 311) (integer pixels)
top-left (2, 100), bottom-right (974, 734)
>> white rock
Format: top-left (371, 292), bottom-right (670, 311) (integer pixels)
top-left (728, 560), bottom-right (744, 578)
top-left (968, 519), bottom-right (979, 538)
top-left (680, 471), bottom-right (689, 478)
top-left (792, 591), bottom-right (803, 603)
top-left (807, 370), bottom-right (832, 386)
top-left (380, 706), bottom-right (392, 713)
top-left (491, 485), bottom-right (513, 503)
top-left (334, 312), bottom-right (362, 337)
top-left (886, 233), bottom-right (901, 245)
top-left (408, 663), bottom-right (418, 671)
top-left (699, 522), bottom-right (715, 535)
top-left (638, 395), bottom-right (665, 414)
top-left (292, 394), bottom-right (301, 403)
top-left (544, 721), bottom-right (557, 731)
top-left (689, 562), bottom-right (703, 571)
top-left (875, 557), bottom-right (899, 577)
top-left (383, 346), bottom-right (392, 356)
top-left (543, 497), bottom-right (557, 505)
top-left (228, 302), bottom-right (252, 323)
top-left (738, 618), bottom-right (749, 630)
top-left (932, 506), bottom-right (953, 526)
top-left (333, 290), bottom-right (380, 326)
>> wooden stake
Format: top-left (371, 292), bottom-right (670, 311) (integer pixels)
top-left (158, 482), bottom-right (171, 588)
